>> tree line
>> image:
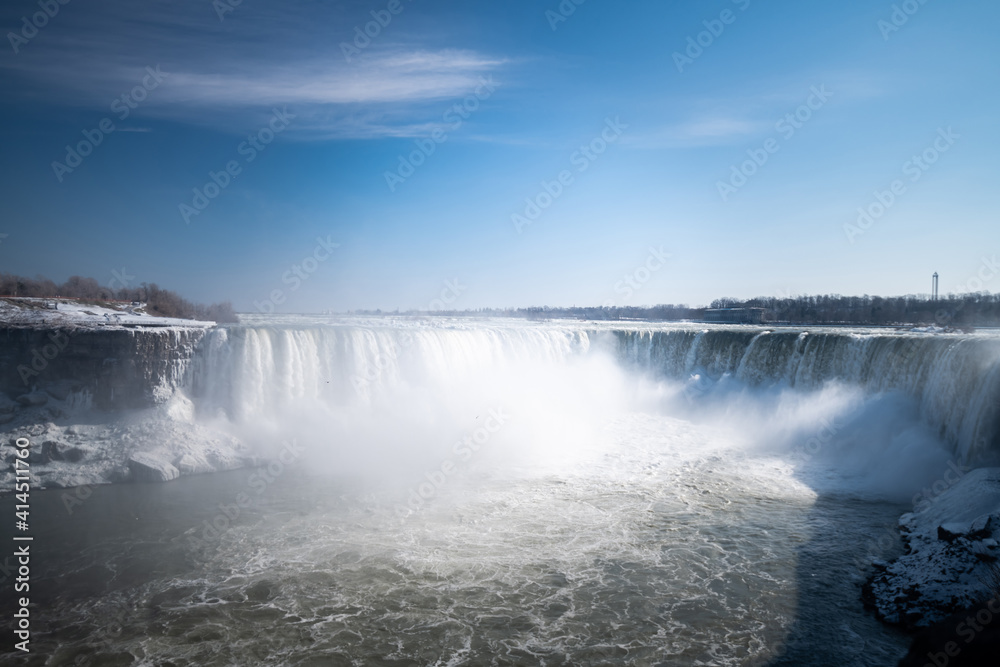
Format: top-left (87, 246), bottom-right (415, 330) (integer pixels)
top-left (0, 273), bottom-right (238, 323)
top-left (710, 293), bottom-right (1000, 327)
top-left (355, 293), bottom-right (1000, 327)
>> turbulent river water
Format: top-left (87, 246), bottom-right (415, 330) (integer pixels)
top-left (5, 317), bottom-right (1000, 666)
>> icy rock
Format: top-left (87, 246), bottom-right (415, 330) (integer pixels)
top-left (16, 391), bottom-right (48, 407)
top-left (938, 515), bottom-right (993, 542)
top-left (128, 452), bottom-right (180, 483)
top-left (175, 453), bottom-right (214, 475)
top-left (865, 468), bottom-right (1000, 627)
top-left (5, 408), bottom-right (247, 490)
top-left (44, 472), bottom-right (106, 489)
top-left (24, 422), bottom-right (55, 437)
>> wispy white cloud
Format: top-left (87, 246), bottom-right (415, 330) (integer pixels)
top-left (626, 71), bottom-right (887, 149)
top-left (623, 115), bottom-right (768, 149)
top-left (4, 48), bottom-right (506, 139)
top-left (159, 51), bottom-right (506, 108)
top-left (0, 0), bottom-right (509, 141)
top-left (674, 116), bottom-right (765, 140)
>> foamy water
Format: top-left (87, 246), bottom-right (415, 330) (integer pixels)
top-left (8, 412), bottom-right (912, 665)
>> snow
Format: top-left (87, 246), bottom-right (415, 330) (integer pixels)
top-left (0, 390), bottom-right (253, 491)
top-left (866, 467), bottom-right (1000, 626)
top-left (128, 451), bottom-right (181, 482)
top-left (0, 297), bottom-right (215, 329)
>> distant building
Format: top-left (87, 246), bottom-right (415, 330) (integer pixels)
top-left (702, 307), bottom-right (765, 324)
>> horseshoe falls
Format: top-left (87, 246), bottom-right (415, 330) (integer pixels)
top-left (6, 317), bottom-right (1000, 666)
top-left (191, 320), bottom-right (1000, 471)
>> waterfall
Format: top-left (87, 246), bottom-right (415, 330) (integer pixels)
top-left (187, 321), bottom-right (1000, 465)
top-left (614, 328), bottom-right (1000, 462)
top-left (189, 323), bottom-right (590, 421)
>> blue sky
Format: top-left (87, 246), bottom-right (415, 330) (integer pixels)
top-left (1, 0), bottom-right (997, 312)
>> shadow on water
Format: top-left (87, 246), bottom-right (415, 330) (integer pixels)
top-left (0, 469), bottom-right (921, 666)
top-left (761, 492), bottom-right (913, 667)
top-left (0, 471), bottom-right (262, 666)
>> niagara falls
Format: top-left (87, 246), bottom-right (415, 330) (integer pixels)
top-left (4, 314), bottom-right (1000, 664)
top-left (3, 0), bottom-right (1000, 665)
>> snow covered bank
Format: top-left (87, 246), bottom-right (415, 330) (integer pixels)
top-left (0, 296), bottom-right (215, 329)
top-left (0, 390), bottom-right (252, 492)
top-left (865, 467), bottom-right (1000, 627)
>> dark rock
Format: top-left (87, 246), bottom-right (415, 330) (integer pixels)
top-left (939, 517), bottom-right (993, 543)
top-left (16, 391), bottom-right (48, 407)
top-left (41, 440), bottom-right (62, 461)
top-left (43, 406), bottom-right (65, 420)
top-left (0, 327), bottom-right (210, 412)
top-left (939, 525), bottom-right (961, 542)
top-left (44, 379), bottom-right (82, 401)
top-left (37, 441), bottom-right (88, 463)
top-left (62, 446), bottom-right (87, 462)
top-left (897, 597), bottom-right (1000, 666)
top-left (0, 393), bottom-right (17, 414)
